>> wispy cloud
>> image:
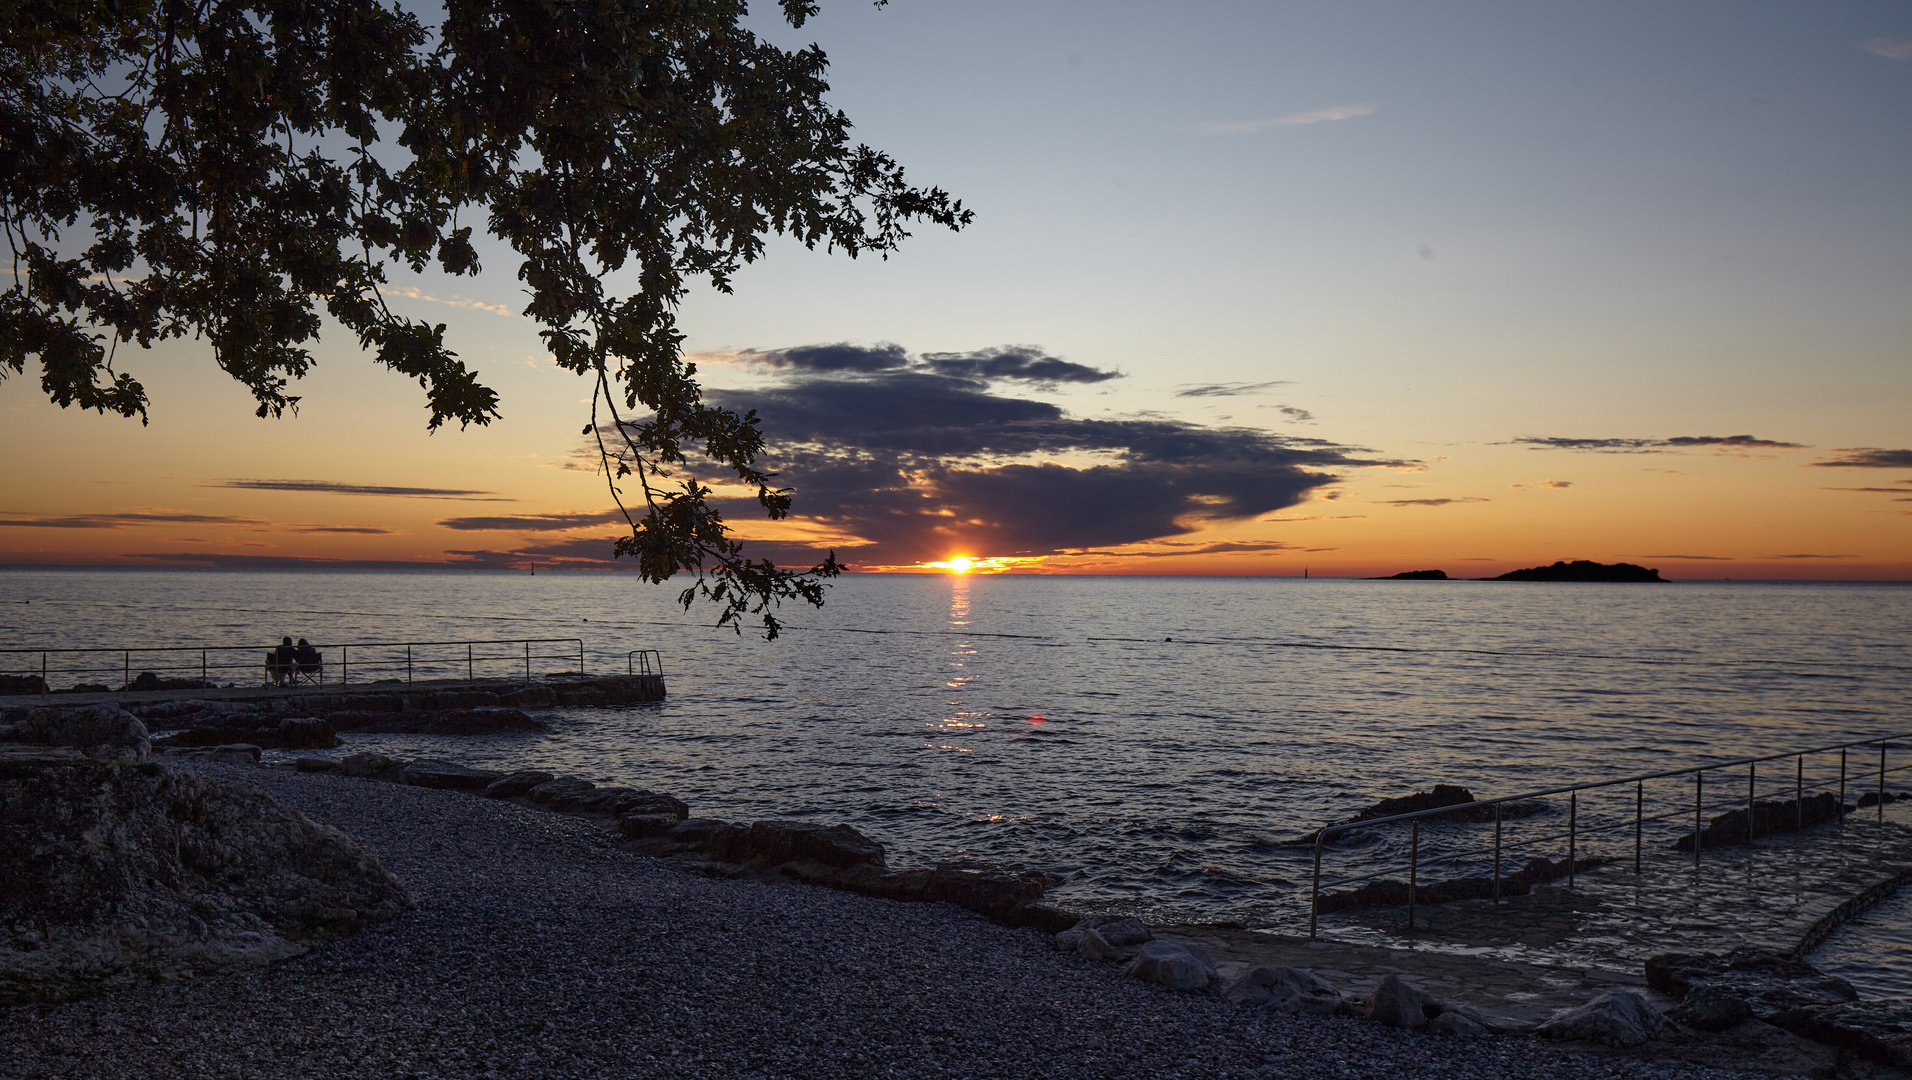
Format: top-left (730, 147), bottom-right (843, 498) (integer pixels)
top-left (383, 285), bottom-right (522, 319)
top-left (0, 511), bottom-right (267, 529)
top-left (1189, 103), bottom-right (1376, 136)
top-left (1509, 479), bottom-right (1572, 491)
top-left (209, 479), bottom-right (512, 501)
top-left (1809, 448), bottom-right (1912, 469)
top-left (1176, 380), bottom-right (1291, 398)
top-left (1644, 554), bottom-right (1733, 560)
top-left (1862, 37), bottom-right (1912, 60)
top-left (1767, 553), bottom-right (1854, 560)
top-left (437, 511), bottom-right (626, 532)
top-left (1512, 434), bottom-right (1805, 453)
top-left (1379, 497), bottom-right (1489, 507)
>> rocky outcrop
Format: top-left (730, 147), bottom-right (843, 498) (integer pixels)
top-left (1671, 793), bottom-right (1847, 852)
top-left (0, 751), bottom-right (411, 1004)
top-left (1647, 949), bottom-right (1857, 1025)
top-left (323, 707), bottom-right (542, 736)
top-left (400, 760), bottom-right (504, 791)
top-left (1375, 569), bottom-right (1447, 580)
top-left (1223, 966), bottom-right (1344, 1015)
top-left (1313, 855), bottom-right (1609, 914)
top-left (0, 704), bottom-right (150, 760)
top-left (1535, 990), bottom-right (1665, 1046)
top-left (1490, 560), bottom-right (1664, 583)
top-left (1781, 999), bottom-right (1912, 1069)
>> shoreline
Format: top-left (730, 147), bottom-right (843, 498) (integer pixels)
top-left (5, 758), bottom-right (1886, 1080)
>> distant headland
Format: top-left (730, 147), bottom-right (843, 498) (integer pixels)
top-left (1368, 561), bottom-right (1666, 582)
top-left (1488, 559), bottom-right (1665, 583)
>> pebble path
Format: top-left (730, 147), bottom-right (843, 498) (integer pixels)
top-left (0, 763), bottom-right (1806, 1080)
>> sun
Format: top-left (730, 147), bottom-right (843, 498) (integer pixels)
top-left (946, 557), bottom-right (975, 574)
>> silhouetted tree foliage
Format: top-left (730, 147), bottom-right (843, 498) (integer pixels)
top-left (1, 0), bottom-right (968, 635)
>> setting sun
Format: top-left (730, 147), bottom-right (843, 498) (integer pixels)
top-left (945, 557), bottom-right (975, 574)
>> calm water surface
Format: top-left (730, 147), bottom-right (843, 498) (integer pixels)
top-left (4, 568), bottom-right (1908, 976)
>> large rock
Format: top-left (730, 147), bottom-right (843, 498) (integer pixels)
top-left (276, 717), bottom-right (339, 750)
top-left (1535, 990), bottom-right (1666, 1046)
top-left (1075, 927), bottom-right (1120, 961)
top-left (704, 819), bottom-right (885, 869)
top-left (1669, 983), bottom-right (1756, 1032)
top-left (1364, 973), bottom-right (1435, 1030)
top-left (1781, 999), bottom-right (1912, 1069)
top-left (1125, 939), bottom-right (1218, 992)
top-left (401, 760), bottom-right (503, 792)
top-left (923, 865), bottom-right (1043, 916)
top-left (483, 770), bottom-right (553, 798)
top-left (1224, 966), bottom-right (1345, 1016)
top-left (1646, 948), bottom-right (1856, 1022)
top-left (0, 755), bottom-right (411, 1004)
top-left (1088, 916), bottom-right (1151, 947)
top-left (2, 704), bottom-right (150, 761)
top-left (525, 776), bottom-right (598, 812)
top-left (338, 752), bottom-right (406, 779)
top-left (324, 707), bottom-right (543, 736)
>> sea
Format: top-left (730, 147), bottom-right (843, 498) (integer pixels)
top-left (4, 568), bottom-right (1910, 990)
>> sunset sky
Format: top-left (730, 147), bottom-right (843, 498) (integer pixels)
top-left (3, 1), bottom-right (1908, 579)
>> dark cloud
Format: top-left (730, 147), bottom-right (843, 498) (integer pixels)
top-left (437, 511), bottom-right (626, 532)
top-left (210, 479), bottom-right (512, 500)
top-left (1820, 487), bottom-right (1912, 500)
top-left (920, 346), bottom-right (1119, 385)
top-left (120, 552), bottom-right (467, 569)
top-left (1512, 434), bottom-right (1805, 453)
top-left (689, 364), bottom-right (1398, 566)
top-left (1766, 553), bottom-right (1854, 560)
top-left (0, 511), bottom-right (267, 529)
top-left (286, 525), bottom-right (400, 535)
top-left (1643, 554), bottom-right (1734, 560)
top-left (1270, 405), bottom-right (1314, 421)
top-left (1379, 497), bottom-right (1489, 507)
top-left (746, 342), bottom-right (910, 373)
top-left (1810, 448), bottom-right (1912, 469)
top-left (1177, 380), bottom-right (1291, 398)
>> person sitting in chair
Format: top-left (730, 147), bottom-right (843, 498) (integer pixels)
top-left (271, 636), bottom-right (296, 686)
top-left (293, 638), bottom-right (322, 683)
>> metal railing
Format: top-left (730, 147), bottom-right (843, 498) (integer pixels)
top-left (627, 649), bottom-right (664, 678)
top-left (0, 638), bottom-right (588, 692)
top-left (1307, 729), bottom-right (1912, 938)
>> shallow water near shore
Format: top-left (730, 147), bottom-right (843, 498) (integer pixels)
top-left (5, 567), bottom-right (1910, 983)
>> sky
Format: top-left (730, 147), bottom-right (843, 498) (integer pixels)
top-left (3, 0), bottom-right (1909, 578)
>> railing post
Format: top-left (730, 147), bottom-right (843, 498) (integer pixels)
top-left (1635, 781), bottom-right (1643, 873)
top-left (201, 649), bottom-right (207, 686)
top-left (1748, 763), bottom-right (1757, 844)
top-left (468, 643), bottom-right (474, 681)
top-left (1695, 770), bottom-right (1704, 866)
top-left (41, 651), bottom-right (48, 699)
top-left (1840, 748), bottom-right (1848, 821)
top-left (1881, 743), bottom-right (1888, 823)
top-left (406, 645), bottom-right (413, 685)
top-left (1493, 802), bottom-right (1503, 904)
top-left (1568, 791), bottom-right (1577, 889)
top-left (123, 651), bottom-right (129, 690)
top-left (1796, 756), bottom-right (1803, 832)
top-left (1407, 819), bottom-right (1419, 932)
top-left (1309, 834), bottom-right (1324, 939)
top-left (524, 641), bottom-right (531, 684)
top-left (577, 640), bottom-right (584, 674)
top-left (342, 645), bottom-right (349, 686)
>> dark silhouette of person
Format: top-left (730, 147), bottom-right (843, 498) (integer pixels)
top-left (293, 638), bottom-right (321, 683)
top-left (271, 636), bottom-right (296, 686)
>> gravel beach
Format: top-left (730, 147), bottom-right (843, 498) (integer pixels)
top-left (1, 762), bottom-right (1789, 1080)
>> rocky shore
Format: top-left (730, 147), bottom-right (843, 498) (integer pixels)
top-left (3, 760), bottom-right (1806, 1080)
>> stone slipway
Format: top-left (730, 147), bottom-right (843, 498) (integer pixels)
top-left (0, 671), bottom-right (665, 715)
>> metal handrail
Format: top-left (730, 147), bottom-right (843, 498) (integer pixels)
top-left (0, 638), bottom-right (588, 692)
top-left (1307, 728), bottom-right (1912, 937)
top-left (627, 649), bottom-right (664, 678)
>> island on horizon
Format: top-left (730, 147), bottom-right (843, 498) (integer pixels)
top-left (1486, 559), bottom-right (1665, 582)
top-left (1371, 569), bottom-right (1449, 580)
